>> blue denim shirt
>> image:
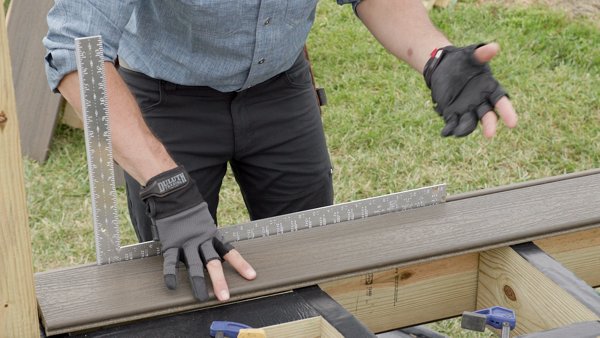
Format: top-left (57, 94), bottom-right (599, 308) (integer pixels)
top-left (44, 0), bottom-right (360, 93)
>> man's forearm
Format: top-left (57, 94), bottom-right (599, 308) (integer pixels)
top-left (58, 62), bottom-right (176, 185)
top-left (356, 0), bottom-right (451, 72)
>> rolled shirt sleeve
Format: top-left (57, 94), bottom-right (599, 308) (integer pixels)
top-left (43, 1), bottom-right (137, 92)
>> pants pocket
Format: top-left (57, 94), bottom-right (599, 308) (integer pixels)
top-left (119, 67), bottom-right (163, 112)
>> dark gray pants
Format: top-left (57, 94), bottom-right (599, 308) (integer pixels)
top-left (119, 53), bottom-right (333, 242)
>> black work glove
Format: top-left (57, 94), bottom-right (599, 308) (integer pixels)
top-left (423, 43), bottom-right (508, 137)
top-left (140, 166), bottom-right (234, 301)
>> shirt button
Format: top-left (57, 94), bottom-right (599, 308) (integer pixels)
top-left (258, 58), bottom-right (265, 64)
top-left (264, 17), bottom-right (271, 25)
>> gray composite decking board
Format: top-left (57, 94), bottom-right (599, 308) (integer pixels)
top-left (7, 0), bottom-right (61, 162)
top-left (36, 173), bottom-right (600, 335)
top-left (448, 168), bottom-right (600, 201)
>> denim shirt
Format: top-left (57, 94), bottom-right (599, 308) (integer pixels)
top-left (44, 0), bottom-right (360, 93)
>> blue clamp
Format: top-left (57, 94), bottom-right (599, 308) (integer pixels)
top-left (210, 321), bottom-right (252, 338)
top-left (474, 306), bottom-right (516, 330)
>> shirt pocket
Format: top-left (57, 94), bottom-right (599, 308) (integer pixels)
top-left (284, 0), bottom-right (318, 27)
top-left (176, 0), bottom-right (243, 38)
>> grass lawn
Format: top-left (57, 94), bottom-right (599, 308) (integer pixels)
top-left (20, 1), bottom-right (598, 337)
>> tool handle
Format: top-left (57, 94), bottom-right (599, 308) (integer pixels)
top-left (210, 321), bottom-right (252, 337)
top-left (474, 306), bottom-right (516, 330)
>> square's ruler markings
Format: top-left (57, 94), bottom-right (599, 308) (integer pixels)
top-left (75, 36), bottom-right (447, 265)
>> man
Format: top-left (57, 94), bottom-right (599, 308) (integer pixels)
top-left (44, 0), bottom-right (517, 303)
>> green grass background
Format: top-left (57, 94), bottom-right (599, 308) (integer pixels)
top-left (14, 1), bottom-right (599, 336)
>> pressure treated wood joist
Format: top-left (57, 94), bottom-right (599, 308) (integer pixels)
top-left (0, 7), bottom-right (40, 338)
top-left (36, 170), bottom-right (600, 335)
top-left (321, 227), bottom-right (600, 334)
top-left (477, 246), bottom-right (599, 335)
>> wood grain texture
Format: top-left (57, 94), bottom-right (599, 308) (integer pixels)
top-left (321, 253), bottom-right (479, 333)
top-left (477, 247), bottom-right (599, 335)
top-left (258, 317), bottom-right (343, 338)
top-left (318, 318), bottom-right (345, 338)
top-left (36, 173), bottom-right (600, 335)
top-left (7, 0), bottom-right (61, 162)
top-left (0, 7), bottom-right (40, 338)
top-left (323, 227), bottom-right (600, 334)
top-left (536, 228), bottom-right (600, 287)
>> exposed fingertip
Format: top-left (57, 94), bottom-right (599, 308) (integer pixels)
top-left (244, 267), bottom-right (257, 280)
top-left (164, 274), bottom-right (177, 290)
top-left (223, 249), bottom-right (257, 280)
top-left (488, 42), bottom-right (500, 51)
top-left (474, 43), bottom-right (500, 64)
top-left (495, 96), bottom-right (518, 129)
top-left (480, 111), bottom-right (497, 139)
top-left (220, 289), bottom-right (230, 301)
top-left (483, 129), bottom-right (496, 139)
top-left (506, 114), bottom-right (518, 129)
top-left (479, 42), bottom-right (500, 53)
